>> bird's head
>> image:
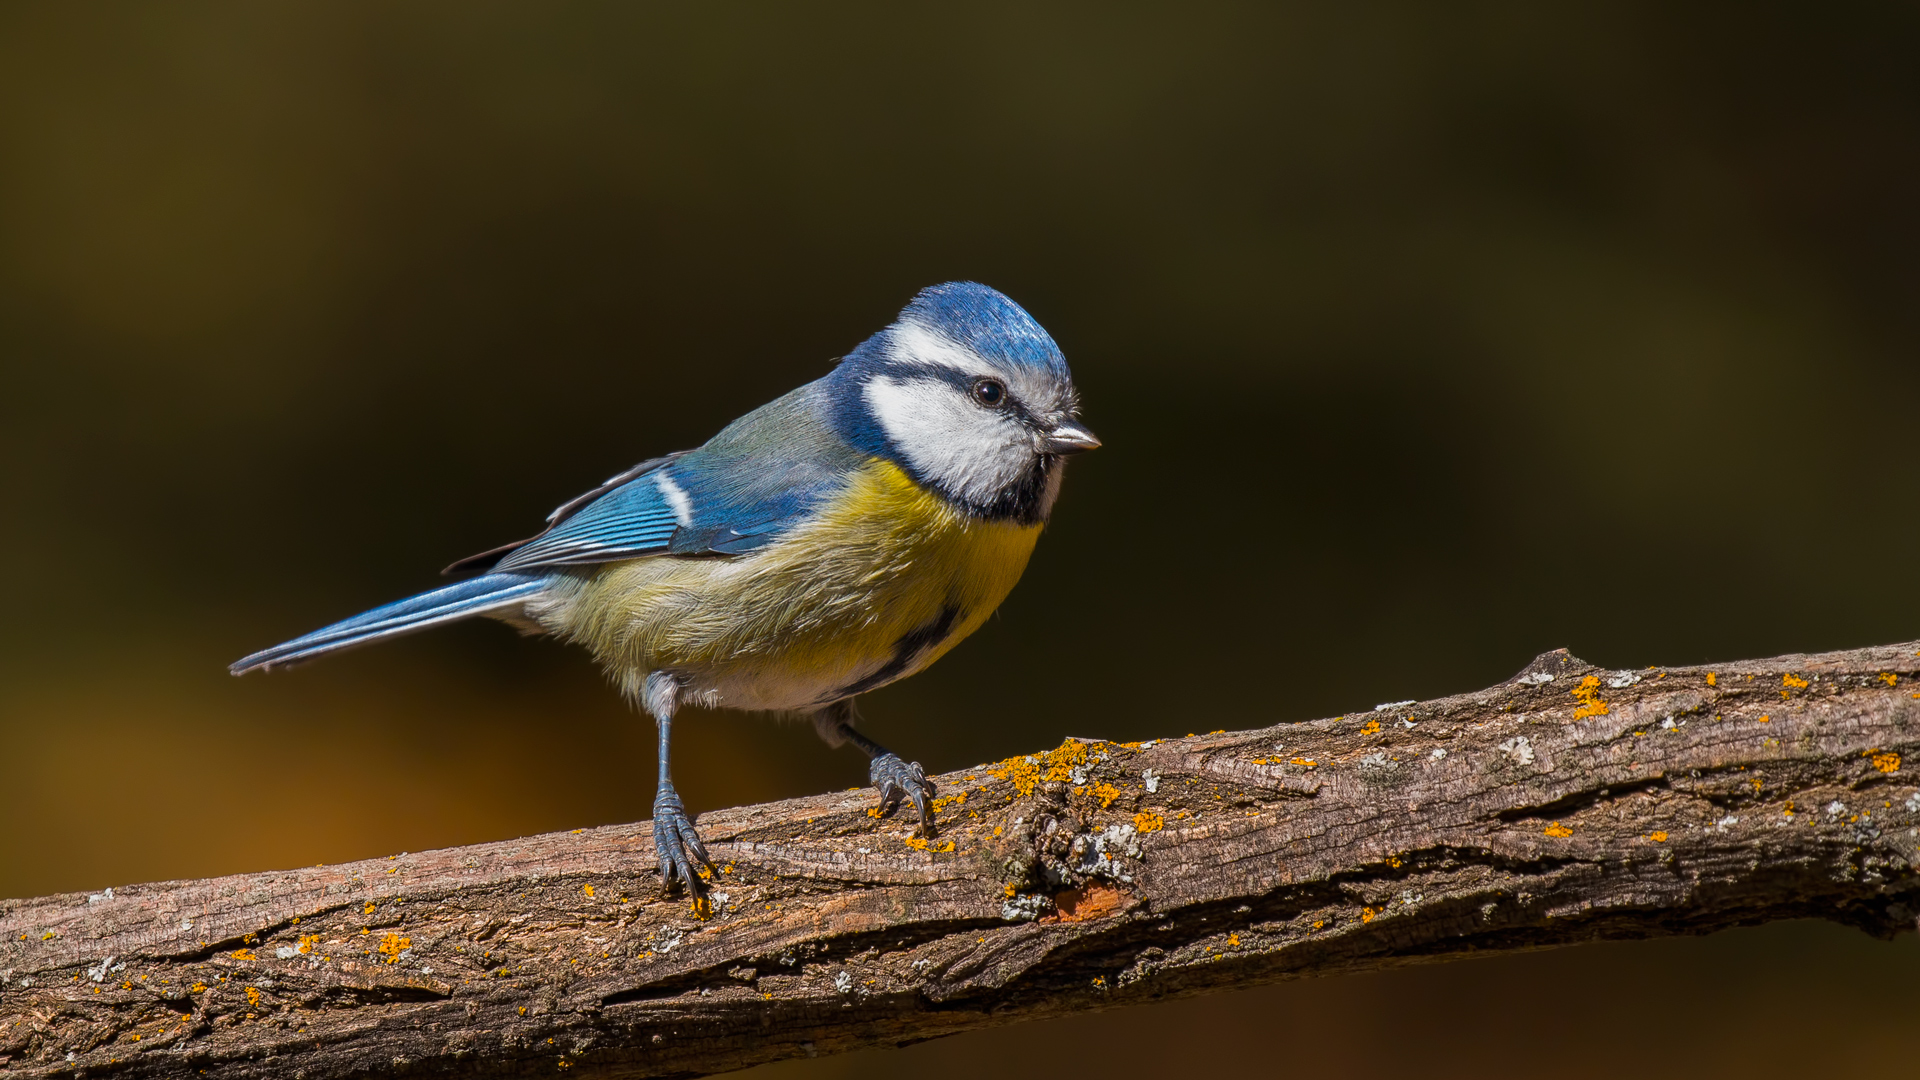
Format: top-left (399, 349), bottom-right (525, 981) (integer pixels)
top-left (829, 282), bottom-right (1099, 523)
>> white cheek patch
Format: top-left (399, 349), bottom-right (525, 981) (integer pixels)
top-left (864, 375), bottom-right (1036, 507)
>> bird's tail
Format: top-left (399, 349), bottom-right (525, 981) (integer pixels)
top-left (229, 571), bottom-right (547, 674)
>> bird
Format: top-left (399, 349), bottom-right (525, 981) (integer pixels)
top-left (230, 281), bottom-right (1099, 897)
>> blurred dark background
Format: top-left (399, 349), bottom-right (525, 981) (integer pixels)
top-left (3, 3), bottom-right (1917, 1076)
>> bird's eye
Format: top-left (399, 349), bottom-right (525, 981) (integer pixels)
top-left (972, 379), bottom-right (1007, 408)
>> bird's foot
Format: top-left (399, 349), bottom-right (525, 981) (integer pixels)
top-left (870, 753), bottom-right (937, 836)
top-left (651, 783), bottom-right (712, 898)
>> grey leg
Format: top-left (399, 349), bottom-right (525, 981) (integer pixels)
top-left (643, 671), bottom-right (711, 897)
top-left (815, 699), bottom-right (937, 836)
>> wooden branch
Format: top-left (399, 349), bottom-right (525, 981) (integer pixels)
top-left (7, 642), bottom-right (1920, 1078)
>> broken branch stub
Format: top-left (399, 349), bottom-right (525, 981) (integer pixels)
top-left (5, 641), bottom-right (1920, 1077)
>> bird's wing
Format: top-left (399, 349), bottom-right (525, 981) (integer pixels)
top-left (448, 381), bottom-right (865, 575)
top-left (485, 462), bottom-right (695, 572)
top-left (440, 453), bottom-right (686, 576)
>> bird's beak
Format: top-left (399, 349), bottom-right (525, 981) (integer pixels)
top-left (1041, 420), bottom-right (1102, 455)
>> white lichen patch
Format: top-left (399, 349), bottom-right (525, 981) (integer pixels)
top-left (1142, 768), bottom-right (1160, 793)
top-left (1001, 894), bottom-right (1048, 921)
top-left (1071, 823), bottom-right (1143, 882)
top-left (1375, 700), bottom-right (1415, 711)
top-left (1517, 672), bottom-right (1555, 686)
top-left (1498, 736), bottom-right (1535, 766)
top-left (1608, 672), bottom-right (1643, 689)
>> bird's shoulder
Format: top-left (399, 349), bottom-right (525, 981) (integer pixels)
top-left (449, 379), bottom-right (871, 574)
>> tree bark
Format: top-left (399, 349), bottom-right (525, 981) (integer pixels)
top-left (6, 642), bottom-right (1920, 1078)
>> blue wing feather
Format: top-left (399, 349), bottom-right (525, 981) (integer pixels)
top-left (452, 380), bottom-right (869, 573)
top-left (490, 474), bottom-right (685, 571)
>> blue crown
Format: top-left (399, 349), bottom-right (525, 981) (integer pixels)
top-left (896, 282), bottom-right (1068, 378)
top-left (838, 282), bottom-right (1068, 380)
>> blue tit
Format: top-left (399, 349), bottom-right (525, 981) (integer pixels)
top-left (232, 281), bottom-right (1099, 896)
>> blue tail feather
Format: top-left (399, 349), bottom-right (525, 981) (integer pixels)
top-left (230, 572), bottom-right (547, 674)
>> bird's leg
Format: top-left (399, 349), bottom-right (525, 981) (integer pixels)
top-left (815, 699), bottom-right (937, 836)
top-left (643, 671), bottom-right (712, 898)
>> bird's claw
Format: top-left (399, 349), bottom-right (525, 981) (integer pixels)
top-left (870, 753), bottom-right (937, 836)
top-left (651, 783), bottom-right (712, 898)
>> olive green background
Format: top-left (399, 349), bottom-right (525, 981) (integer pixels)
top-left (3, 4), bottom-right (1917, 1076)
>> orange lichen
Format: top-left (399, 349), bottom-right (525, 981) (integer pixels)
top-left (191, 982), bottom-right (207, 993)
top-left (582, 884), bottom-right (595, 899)
top-left (1782, 673), bottom-right (1809, 690)
top-left (377, 933), bottom-right (410, 963)
top-left (245, 987), bottom-right (260, 1007)
top-left (1289, 757), bottom-right (1317, 768)
top-left (1090, 782), bottom-right (1121, 809)
top-left (1049, 741), bottom-right (1095, 782)
top-left (1750, 777), bottom-right (1763, 793)
top-left (1543, 822), bottom-right (1573, 838)
top-left (230, 948), bottom-right (256, 961)
top-left (1312, 919), bottom-right (1326, 930)
top-left (1878, 672), bottom-right (1898, 687)
top-left (363, 901), bottom-right (376, 916)
top-left (1361, 906), bottom-right (1381, 923)
top-left (1004, 883), bottom-right (1016, 898)
top-left (296, 934), bottom-right (320, 955)
top-left (1361, 719), bottom-right (1381, 736)
top-left (903, 836), bottom-right (956, 853)
top-left (1571, 676), bottom-right (1609, 719)
top-left (930, 791), bottom-right (968, 813)
top-left (992, 743), bottom-right (1079, 793)
top-left (1757, 715), bottom-right (1770, 723)
top-left (1133, 811), bottom-right (1165, 833)
top-left (1707, 672), bottom-right (1717, 687)
top-left (1784, 801), bottom-right (1796, 816)
top-left (1868, 750), bottom-right (1901, 774)
top-left (1649, 831), bottom-right (1668, 842)
top-left (1229, 933), bottom-right (1241, 947)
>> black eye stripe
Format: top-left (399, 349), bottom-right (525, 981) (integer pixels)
top-left (880, 364), bottom-right (1045, 424)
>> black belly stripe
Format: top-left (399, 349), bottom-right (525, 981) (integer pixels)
top-left (828, 604), bottom-right (962, 700)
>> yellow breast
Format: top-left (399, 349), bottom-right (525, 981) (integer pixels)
top-left (536, 458), bottom-right (1043, 711)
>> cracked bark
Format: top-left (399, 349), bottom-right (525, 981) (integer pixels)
top-left (7, 641), bottom-right (1920, 1078)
